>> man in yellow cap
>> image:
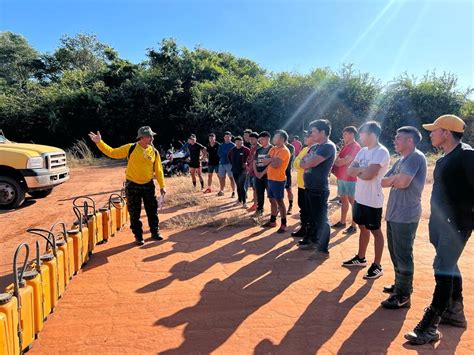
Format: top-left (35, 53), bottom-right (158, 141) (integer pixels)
top-left (88, 126), bottom-right (166, 245)
top-left (405, 115), bottom-right (474, 345)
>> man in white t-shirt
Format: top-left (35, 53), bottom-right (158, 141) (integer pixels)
top-left (342, 121), bottom-right (390, 280)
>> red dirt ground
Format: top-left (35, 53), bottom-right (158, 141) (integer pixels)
top-left (0, 164), bottom-right (473, 354)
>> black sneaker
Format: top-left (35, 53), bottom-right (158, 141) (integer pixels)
top-left (383, 284), bottom-right (395, 294)
top-left (135, 238), bottom-right (145, 246)
top-left (331, 221), bottom-right (346, 229)
top-left (151, 232), bottom-right (164, 241)
top-left (231, 191), bottom-right (236, 198)
top-left (343, 226), bottom-right (357, 234)
top-left (298, 241), bottom-right (317, 250)
top-left (381, 294), bottom-right (411, 309)
top-left (291, 228), bottom-right (306, 237)
top-left (342, 255), bottom-right (367, 267)
top-left (364, 263), bottom-right (383, 279)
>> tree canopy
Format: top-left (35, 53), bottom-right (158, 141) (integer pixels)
top-left (0, 32), bottom-right (472, 151)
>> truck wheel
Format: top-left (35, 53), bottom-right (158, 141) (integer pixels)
top-left (29, 188), bottom-right (53, 199)
top-left (0, 176), bottom-right (26, 209)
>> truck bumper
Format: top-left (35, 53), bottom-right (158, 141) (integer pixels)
top-left (22, 168), bottom-right (70, 191)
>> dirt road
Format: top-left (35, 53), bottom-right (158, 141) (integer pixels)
top-left (1, 164), bottom-right (472, 354)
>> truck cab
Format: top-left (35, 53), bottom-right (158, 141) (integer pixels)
top-left (0, 130), bottom-right (70, 209)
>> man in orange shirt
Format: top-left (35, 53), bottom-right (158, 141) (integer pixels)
top-left (261, 130), bottom-right (291, 233)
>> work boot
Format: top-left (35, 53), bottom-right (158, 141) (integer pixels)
top-left (404, 306), bottom-right (441, 345)
top-left (441, 300), bottom-right (467, 328)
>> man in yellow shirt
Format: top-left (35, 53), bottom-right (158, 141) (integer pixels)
top-left (261, 130), bottom-right (291, 233)
top-left (291, 131), bottom-right (314, 238)
top-left (88, 126), bottom-right (166, 245)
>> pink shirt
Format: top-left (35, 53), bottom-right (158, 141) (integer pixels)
top-left (292, 139), bottom-right (302, 156)
top-left (332, 142), bottom-right (361, 182)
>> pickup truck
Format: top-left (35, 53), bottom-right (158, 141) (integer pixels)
top-left (0, 130), bottom-right (70, 209)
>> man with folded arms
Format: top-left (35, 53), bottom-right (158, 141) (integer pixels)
top-left (381, 126), bottom-right (427, 309)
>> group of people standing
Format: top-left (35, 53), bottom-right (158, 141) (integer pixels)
top-left (89, 113), bottom-right (473, 346)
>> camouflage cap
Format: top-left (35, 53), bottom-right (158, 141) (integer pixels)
top-left (136, 126), bottom-right (157, 139)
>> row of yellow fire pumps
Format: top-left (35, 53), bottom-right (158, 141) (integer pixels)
top-left (0, 190), bottom-right (129, 354)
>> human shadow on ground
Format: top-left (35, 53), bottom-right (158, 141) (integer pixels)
top-left (338, 299), bottom-right (410, 353)
top-left (254, 269), bottom-right (372, 354)
top-left (136, 228), bottom-right (280, 293)
top-left (155, 242), bottom-right (325, 354)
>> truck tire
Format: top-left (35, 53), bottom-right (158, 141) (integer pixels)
top-left (29, 188), bottom-right (53, 199)
top-left (0, 176), bottom-right (26, 209)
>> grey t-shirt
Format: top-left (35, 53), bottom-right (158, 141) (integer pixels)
top-left (303, 140), bottom-right (337, 191)
top-left (385, 149), bottom-right (427, 223)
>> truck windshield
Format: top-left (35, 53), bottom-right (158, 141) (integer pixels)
top-left (0, 134), bottom-right (11, 144)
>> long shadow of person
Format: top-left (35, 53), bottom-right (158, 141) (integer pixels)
top-left (155, 241), bottom-right (325, 354)
top-left (338, 296), bottom-right (410, 353)
top-left (136, 228), bottom-right (279, 293)
top-left (140, 221), bottom-right (244, 260)
top-left (254, 269), bottom-right (372, 354)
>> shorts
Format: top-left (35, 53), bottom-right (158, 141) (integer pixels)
top-left (353, 202), bottom-right (383, 230)
top-left (267, 180), bottom-right (286, 200)
top-left (218, 164), bottom-right (233, 178)
top-left (245, 175), bottom-right (256, 190)
top-left (337, 180), bottom-right (356, 197)
top-left (208, 165), bottom-right (218, 174)
top-left (285, 169), bottom-right (292, 189)
top-left (189, 162), bottom-right (201, 169)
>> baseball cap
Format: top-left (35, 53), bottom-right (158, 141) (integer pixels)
top-left (224, 131), bottom-right (232, 136)
top-left (136, 126), bottom-right (157, 139)
top-left (422, 114), bottom-right (465, 133)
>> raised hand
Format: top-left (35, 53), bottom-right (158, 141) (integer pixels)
top-left (88, 131), bottom-right (101, 143)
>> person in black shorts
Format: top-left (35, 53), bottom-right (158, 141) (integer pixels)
top-left (285, 142), bottom-right (295, 214)
top-left (187, 134), bottom-right (206, 190)
top-left (204, 133), bottom-right (220, 193)
top-left (342, 122), bottom-right (390, 280)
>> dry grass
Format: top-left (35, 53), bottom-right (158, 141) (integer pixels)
top-left (66, 139), bottom-right (113, 168)
top-left (162, 176), bottom-right (259, 230)
top-left (161, 207), bottom-right (254, 230)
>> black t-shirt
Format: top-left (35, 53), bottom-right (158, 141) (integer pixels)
top-left (430, 142), bottom-right (474, 230)
top-left (286, 143), bottom-right (295, 172)
top-left (206, 142), bottom-right (220, 166)
top-left (303, 140), bottom-right (337, 191)
top-left (188, 142), bottom-right (205, 165)
top-left (255, 145), bottom-right (273, 173)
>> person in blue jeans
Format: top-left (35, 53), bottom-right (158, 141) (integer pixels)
top-left (381, 126), bottom-right (427, 310)
top-left (216, 131), bottom-right (236, 197)
top-left (405, 115), bottom-right (474, 345)
top-left (299, 119), bottom-right (336, 260)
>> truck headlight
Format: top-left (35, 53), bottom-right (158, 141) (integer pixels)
top-left (27, 156), bottom-right (45, 169)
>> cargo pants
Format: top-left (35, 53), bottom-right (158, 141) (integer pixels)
top-left (125, 180), bottom-right (159, 240)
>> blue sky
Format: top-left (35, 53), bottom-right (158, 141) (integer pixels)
top-left (1, 0), bottom-right (473, 89)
